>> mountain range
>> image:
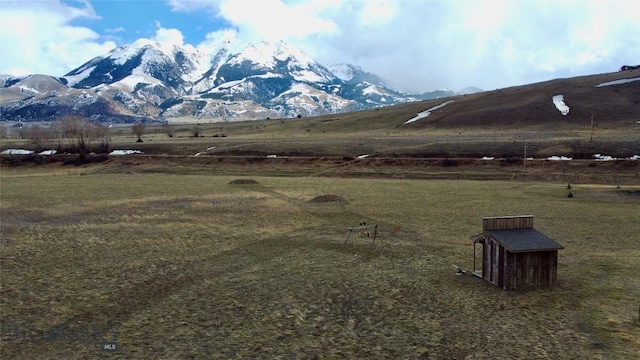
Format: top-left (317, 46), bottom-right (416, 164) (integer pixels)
top-left (0, 37), bottom-right (470, 123)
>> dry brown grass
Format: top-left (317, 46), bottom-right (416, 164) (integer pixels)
top-left (1, 170), bottom-right (638, 359)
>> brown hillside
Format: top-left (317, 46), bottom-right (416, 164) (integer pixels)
top-left (402, 69), bottom-right (640, 129)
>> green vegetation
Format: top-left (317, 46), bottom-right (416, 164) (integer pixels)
top-left (1, 171), bottom-right (639, 359)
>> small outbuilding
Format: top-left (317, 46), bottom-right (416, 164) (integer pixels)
top-left (472, 215), bottom-right (563, 290)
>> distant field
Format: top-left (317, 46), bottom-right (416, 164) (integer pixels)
top-left (2, 81), bottom-right (640, 160)
top-left (1, 170), bottom-right (638, 359)
top-left (2, 110), bottom-right (639, 186)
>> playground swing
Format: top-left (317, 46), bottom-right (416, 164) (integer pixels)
top-left (344, 221), bottom-right (382, 245)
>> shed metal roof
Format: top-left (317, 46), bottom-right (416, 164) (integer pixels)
top-left (486, 228), bottom-right (564, 253)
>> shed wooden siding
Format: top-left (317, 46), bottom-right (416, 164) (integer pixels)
top-left (505, 251), bottom-right (558, 290)
top-left (481, 237), bottom-right (558, 290)
top-left (483, 215), bottom-right (533, 231)
top-left (482, 237), bottom-right (506, 288)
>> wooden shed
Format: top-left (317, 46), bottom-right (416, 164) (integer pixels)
top-left (472, 215), bottom-right (564, 290)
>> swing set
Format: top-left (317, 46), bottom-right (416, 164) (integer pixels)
top-left (344, 222), bottom-right (399, 245)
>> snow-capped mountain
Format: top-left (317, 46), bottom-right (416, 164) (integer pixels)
top-left (456, 86), bottom-right (483, 95)
top-left (1, 37), bottom-right (455, 123)
top-left (327, 63), bottom-right (392, 87)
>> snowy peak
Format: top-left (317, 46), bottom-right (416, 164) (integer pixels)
top-left (327, 63), bottom-right (362, 82)
top-left (456, 86), bottom-right (483, 95)
top-left (219, 40), bottom-right (336, 85)
top-left (229, 40), bottom-right (315, 69)
top-left (64, 38), bottom-right (206, 90)
top-left (326, 63), bottom-right (395, 89)
top-left (108, 38), bottom-right (167, 66)
top-left (2, 35), bottom-right (453, 122)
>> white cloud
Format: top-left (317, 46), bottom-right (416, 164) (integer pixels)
top-left (106, 27), bottom-right (126, 34)
top-left (0, 0), bottom-right (115, 76)
top-left (216, 0), bottom-right (339, 42)
top-left (288, 0), bottom-right (640, 91)
top-left (3, 0), bottom-right (639, 92)
top-left (153, 23), bottom-right (185, 47)
top-left (358, 0), bottom-right (398, 26)
top-left (166, 0), bottom-right (214, 12)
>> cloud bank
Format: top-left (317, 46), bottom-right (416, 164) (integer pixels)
top-left (170, 0), bottom-right (640, 91)
top-left (2, 0), bottom-right (639, 92)
top-left (0, 0), bottom-right (116, 77)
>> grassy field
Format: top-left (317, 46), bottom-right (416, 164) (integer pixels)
top-left (1, 168), bottom-right (639, 359)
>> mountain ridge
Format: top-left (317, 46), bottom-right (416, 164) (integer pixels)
top-left (1, 37), bottom-right (467, 123)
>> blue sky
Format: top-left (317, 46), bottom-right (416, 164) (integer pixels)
top-left (1, 0), bottom-right (639, 92)
top-left (70, 0), bottom-right (222, 46)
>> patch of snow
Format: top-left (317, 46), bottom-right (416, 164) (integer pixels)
top-left (593, 154), bottom-right (616, 161)
top-left (405, 100), bottom-right (454, 124)
top-left (109, 150), bottom-right (143, 155)
top-left (357, 154), bottom-right (369, 159)
top-left (595, 77), bottom-right (640, 87)
top-left (481, 156), bottom-right (494, 160)
top-left (19, 86), bottom-right (40, 94)
top-left (195, 146), bottom-right (216, 156)
top-left (110, 39), bottom-right (158, 66)
top-left (64, 65), bottom-right (96, 87)
top-left (327, 63), bottom-right (356, 82)
top-left (267, 154), bottom-right (277, 158)
top-left (552, 95), bottom-right (569, 116)
top-left (115, 74), bottom-right (165, 91)
top-left (216, 78), bottom-right (246, 90)
top-left (547, 156), bottom-right (572, 161)
top-left (250, 72), bottom-right (283, 80)
top-left (362, 84), bottom-right (381, 95)
top-left (291, 69), bottom-right (328, 83)
top-left (630, 155), bottom-right (639, 160)
top-left (1, 149), bottom-right (33, 155)
top-left (39, 149), bottom-right (57, 155)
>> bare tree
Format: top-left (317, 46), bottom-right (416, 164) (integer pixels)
top-left (132, 122), bottom-right (145, 142)
top-left (0, 123), bottom-right (7, 139)
top-left (61, 116), bottom-right (77, 150)
top-left (93, 122), bottom-right (110, 153)
top-left (15, 125), bottom-right (30, 139)
top-left (162, 122), bottom-right (175, 138)
top-left (192, 125), bottom-right (201, 137)
top-left (30, 124), bottom-right (45, 153)
top-left (60, 115), bottom-right (92, 152)
top-left (49, 120), bottom-right (65, 151)
top-left (85, 122), bottom-right (98, 152)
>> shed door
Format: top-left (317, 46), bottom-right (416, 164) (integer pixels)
top-left (483, 238), bottom-right (504, 288)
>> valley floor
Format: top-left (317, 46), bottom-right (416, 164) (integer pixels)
top-left (1, 168), bottom-right (639, 359)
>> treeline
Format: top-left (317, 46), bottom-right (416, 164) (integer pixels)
top-left (1, 116), bottom-right (111, 154)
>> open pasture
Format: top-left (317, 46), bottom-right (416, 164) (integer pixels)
top-left (1, 170), bottom-right (639, 359)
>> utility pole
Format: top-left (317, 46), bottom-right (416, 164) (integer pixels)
top-left (523, 140), bottom-right (527, 172)
top-left (590, 112), bottom-right (594, 142)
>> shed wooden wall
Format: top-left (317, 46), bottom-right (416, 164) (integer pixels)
top-left (483, 215), bottom-right (533, 231)
top-left (481, 236), bottom-right (559, 290)
top-left (504, 250), bottom-right (558, 290)
top-left (482, 237), bottom-right (505, 288)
